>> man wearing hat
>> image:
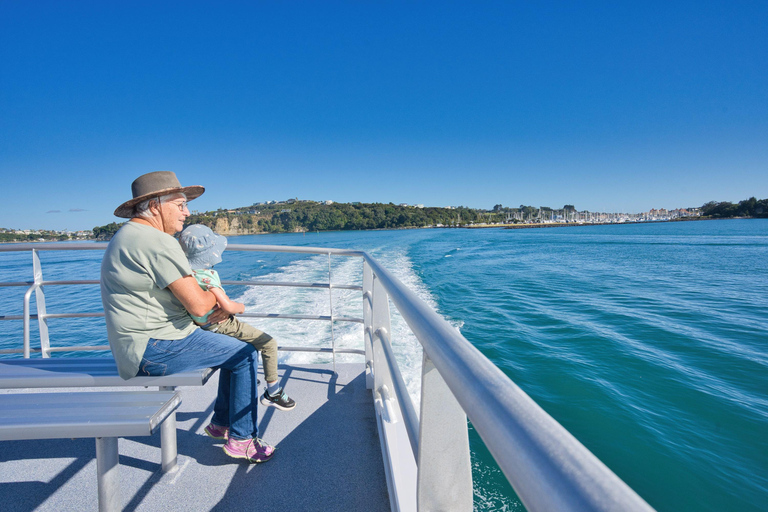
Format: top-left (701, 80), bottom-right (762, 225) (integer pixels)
top-left (100, 171), bottom-right (274, 462)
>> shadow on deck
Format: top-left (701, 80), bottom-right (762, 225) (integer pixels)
top-left (0, 363), bottom-right (390, 512)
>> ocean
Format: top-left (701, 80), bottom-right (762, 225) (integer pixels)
top-left (1, 219), bottom-right (766, 511)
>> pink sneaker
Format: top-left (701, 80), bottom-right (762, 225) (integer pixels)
top-left (223, 436), bottom-right (275, 463)
top-left (204, 423), bottom-right (229, 440)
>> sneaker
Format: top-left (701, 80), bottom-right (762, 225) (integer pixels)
top-left (223, 436), bottom-right (275, 463)
top-left (261, 388), bottom-right (296, 411)
top-left (204, 423), bottom-right (229, 440)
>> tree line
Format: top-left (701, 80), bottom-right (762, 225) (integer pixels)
top-left (186, 202), bottom-right (488, 233)
top-left (92, 222), bottom-right (124, 240)
top-left (86, 196), bottom-right (768, 240)
top-left (700, 197), bottom-right (768, 218)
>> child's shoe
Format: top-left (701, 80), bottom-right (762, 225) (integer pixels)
top-left (223, 436), bottom-right (275, 463)
top-left (204, 422), bottom-right (229, 440)
top-left (260, 388), bottom-right (296, 410)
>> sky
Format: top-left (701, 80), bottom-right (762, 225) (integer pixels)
top-left (1, 1), bottom-right (766, 231)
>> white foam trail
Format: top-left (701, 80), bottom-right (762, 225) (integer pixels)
top-left (231, 248), bottom-right (439, 411)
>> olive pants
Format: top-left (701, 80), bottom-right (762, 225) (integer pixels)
top-left (203, 316), bottom-right (279, 383)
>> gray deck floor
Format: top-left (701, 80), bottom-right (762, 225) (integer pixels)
top-left (0, 363), bottom-right (390, 512)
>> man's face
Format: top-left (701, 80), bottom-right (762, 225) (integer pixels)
top-left (159, 194), bottom-right (189, 234)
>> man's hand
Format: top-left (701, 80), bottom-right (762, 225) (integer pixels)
top-left (167, 275), bottom-right (217, 318)
top-left (207, 305), bottom-right (230, 324)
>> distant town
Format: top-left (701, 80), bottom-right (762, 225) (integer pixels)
top-left (2, 196), bottom-right (765, 242)
top-left (0, 228), bottom-right (93, 243)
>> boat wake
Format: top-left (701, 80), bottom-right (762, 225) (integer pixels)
top-left (232, 248), bottom-right (438, 409)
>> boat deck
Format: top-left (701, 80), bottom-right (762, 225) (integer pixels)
top-left (0, 363), bottom-right (391, 512)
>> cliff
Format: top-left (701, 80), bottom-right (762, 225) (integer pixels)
top-left (214, 216), bottom-right (257, 235)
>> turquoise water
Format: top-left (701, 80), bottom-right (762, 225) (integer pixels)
top-left (1, 219), bottom-right (767, 511)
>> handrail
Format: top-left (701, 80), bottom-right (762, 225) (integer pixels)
top-left (0, 242), bottom-right (365, 256)
top-left (0, 245), bottom-right (365, 356)
top-left (222, 279), bottom-right (362, 291)
top-left (363, 252), bottom-right (654, 511)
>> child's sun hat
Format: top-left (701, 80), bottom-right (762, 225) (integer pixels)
top-left (179, 224), bottom-right (227, 269)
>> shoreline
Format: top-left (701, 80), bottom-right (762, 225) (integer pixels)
top-left (2, 217), bottom-right (762, 243)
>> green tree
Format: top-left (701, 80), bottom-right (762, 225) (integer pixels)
top-left (92, 222), bottom-right (124, 240)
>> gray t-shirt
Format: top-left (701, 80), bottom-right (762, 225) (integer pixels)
top-left (100, 221), bottom-right (197, 379)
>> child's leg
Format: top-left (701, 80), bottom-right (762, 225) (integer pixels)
top-left (205, 316), bottom-right (279, 383)
top-left (206, 317), bottom-right (295, 409)
top-left (250, 339), bottom-right (279, 385)
top-left (240, 331), bottom-right (296, 410)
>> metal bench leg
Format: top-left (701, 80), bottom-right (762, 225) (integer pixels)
top-left (95, 436), bottom-right (120, 512)
top-left (160, 411), bottom-right (178, 472)
top-left (159, 385), bottom-right (178, 472)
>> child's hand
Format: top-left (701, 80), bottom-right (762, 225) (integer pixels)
top-left (208, 287), bottom-right (245, 316)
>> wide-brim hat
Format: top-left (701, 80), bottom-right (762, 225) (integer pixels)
top-left (178, 224), bottom-right (227, 269)
top-left (114, 171), bottom-right (205, 218)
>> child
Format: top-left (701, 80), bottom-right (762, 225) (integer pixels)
top-left (179, 224), bottom-right (296, 422)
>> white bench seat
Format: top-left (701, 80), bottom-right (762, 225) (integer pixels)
top-left (0, 357), bottom-right (213, 482)
top-left (0, 390), bottom-right (181, 440)
top-left (0, 390), bottom-right (181, 512)
top-left (0, 357), bottom-right (214, 389)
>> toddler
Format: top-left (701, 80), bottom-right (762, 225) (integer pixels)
top-left (179, 224), bottom-right (296, 425)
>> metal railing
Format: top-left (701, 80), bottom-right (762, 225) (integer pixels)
top-left (0, 243), bottom-right (366, 363)
top-left (0, 242), bottom-right (654, 512)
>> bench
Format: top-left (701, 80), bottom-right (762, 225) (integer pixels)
top-left (0, 390), bottom-right (181, 512)
top-left (0, 357), bottom-right (215, 473)
top-left (0, 357), bottom-right (214, 389)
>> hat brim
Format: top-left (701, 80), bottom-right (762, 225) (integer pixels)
top-left (186, 232), bottom-right (228, 269)
top-left (113, 185), bottom-right (205, 218)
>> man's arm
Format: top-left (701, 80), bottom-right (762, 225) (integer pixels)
top-left (167, 275), bottom-right (218, 318)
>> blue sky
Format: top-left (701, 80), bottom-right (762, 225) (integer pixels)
top-left (1, 1), bottom-right (766, 231)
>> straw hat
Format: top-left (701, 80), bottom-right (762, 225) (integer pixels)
top-left (114, 171), bottom-right (205, 218)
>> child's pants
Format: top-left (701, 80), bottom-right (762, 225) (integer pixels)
top-left (203, 316), bottom-right (279, 383)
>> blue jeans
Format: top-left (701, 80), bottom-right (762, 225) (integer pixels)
top-left (138, 328), bottom-right (259, 440)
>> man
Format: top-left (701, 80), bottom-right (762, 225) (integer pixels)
top-left (100, 171), bottom-right (273, 462)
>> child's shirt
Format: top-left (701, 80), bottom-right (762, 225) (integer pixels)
top-left (190, 268), bottom-right (222, 324)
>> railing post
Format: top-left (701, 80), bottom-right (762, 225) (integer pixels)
top-left (32, 249), bottom-right (51, 357)
top-left (328, 254), bottom-right (337, 374)
top-left (363, 261), bottom-right (374, 390)
top-left (371, 272), bottom-right (418, 512)
top-left (371, 274), bottom-right (393, 403)
top-left (22, 284), bottom-right (38, 358)
top-left (417, 352), bottom-right (473, 511)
